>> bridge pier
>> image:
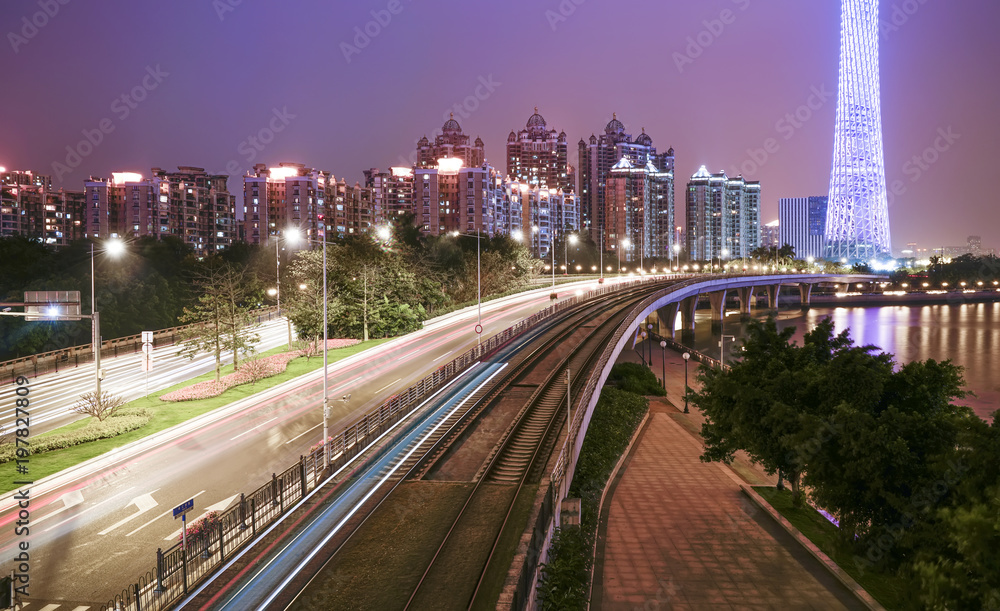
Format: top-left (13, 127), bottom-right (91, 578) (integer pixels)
top-left (657, 303), bottom-right (679, 340)
top-left (708, 290), bottom-right (727, 333)
top-left (736, 286), bottom-right (755, 321)
top-left (798, 283), bottom-right (814, 310)
top-left (679, 295), bottom-right (699, 344)
top-left (765, 284), bottom-right (782, 312)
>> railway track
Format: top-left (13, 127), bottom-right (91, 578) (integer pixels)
top-left (402, 281), bottom-right (674, 610)
top-left (283, 279), bottom-right (677, 610)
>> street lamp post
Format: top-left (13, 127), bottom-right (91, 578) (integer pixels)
top-left (646, 323), bottom-right (653, 364)
top-left (659, 340), bottom-right (667, 391)
top-left (275, 232), bottom-right (296, 350)
top-left (673, 243), bottom-right (680, 272)
top-left (322, 234), bottom-right (332, 468)
top-left (287, 231), bottom-right (331, 469)
top-left (682, 352), bottom-right (691, 413)
top-left (91, 239), bottom-right (124, 400)
top-left (599, 228), bottom-right (604, 282)
top-left (451, 231), bottom-right (484, 344)
top-left (565, 233), bottom-right (578, 276)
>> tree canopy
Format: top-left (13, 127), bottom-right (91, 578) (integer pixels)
top-left (688, 316), bottom-right (997, 606)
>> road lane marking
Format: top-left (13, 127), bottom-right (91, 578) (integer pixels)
top-left (98, 491), bottom-right (160, 535)
top-left (41, 486), bottom-right (137, 533)
top-left (229, 417), bottom-right (278, 441)
top-left (375, 378), bottom-right (402, 394)
top-left (285, 422), bottom-right (322, 445)
top-left (33, 489), bottom-right (84, 526)
top-left (165, 494), bottom-right (239, 540)
top-left (431, 352), bottom-right (450, 362)
top-left (127, 490), bottom-right (207, 537)
top-left (39, 605), bottom-right (61, 611)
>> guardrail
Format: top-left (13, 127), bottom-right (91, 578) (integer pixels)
top-left (0, 307), bottom-right (281, 383)
top-left (100, 278), bottom-right (657, 611)
top-left (509, 276), bottom-right (712, 608)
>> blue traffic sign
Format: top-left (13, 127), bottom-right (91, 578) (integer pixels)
top-left (172, 498), bottom-right (194, 519)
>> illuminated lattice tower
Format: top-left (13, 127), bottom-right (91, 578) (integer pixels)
top-left (825, 0), bottom-right (891, 261)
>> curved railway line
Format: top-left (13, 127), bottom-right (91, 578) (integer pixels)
top-left (286, 278), bottom-right (681, 610)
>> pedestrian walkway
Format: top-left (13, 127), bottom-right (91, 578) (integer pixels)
top-left (592, 345), bottom-right (865, 610)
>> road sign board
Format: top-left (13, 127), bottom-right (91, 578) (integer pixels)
top-left (24, 290), bottom-right (82, 321)
top-left (141, 331), bottom-right (153, 343)
top-left (172, 498), bottom-right (194, 519)
top-left (475, 324), bottom-right (483, 334)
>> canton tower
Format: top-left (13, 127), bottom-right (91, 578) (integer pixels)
top-left (825, 0), bottom-right (891, 261)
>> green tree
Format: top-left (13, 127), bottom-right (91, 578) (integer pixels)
top-left (692, 318), bottom-right (826, 505)
top-left (804, 358), bottom-right (973, 546)
top-left (178, 263), bottom-right (262, 382)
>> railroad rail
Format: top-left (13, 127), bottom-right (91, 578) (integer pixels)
top-left (400, 282), bottom-right (667, 610)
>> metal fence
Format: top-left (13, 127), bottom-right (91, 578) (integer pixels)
top-left (100, 278), bottom-right (654, 611)
top-left (0, 307), bottom-right (280, 383)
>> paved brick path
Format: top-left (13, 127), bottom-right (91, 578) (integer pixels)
top-left (592, 345), bottom-right (864, 610)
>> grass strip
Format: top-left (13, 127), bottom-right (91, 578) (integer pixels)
top-left (754, 486), bottom-right (908, 609)
top-left (0, 339), bottom-right (392, 493)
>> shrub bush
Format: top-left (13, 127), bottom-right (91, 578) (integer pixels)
top-left (606, 362), bottom-right (666, 397)
top-left (538, 386), bottom-right (649, 609)
top-left (0, 409), bottom-right (152, 463)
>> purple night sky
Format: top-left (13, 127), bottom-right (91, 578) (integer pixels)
top-left (2, 0), bottom-right (998, 253)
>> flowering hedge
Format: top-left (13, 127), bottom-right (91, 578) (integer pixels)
top-left (0, 410), bottom-right (152, 463)
top-left (180, 511), bottom-right (220, 547)
top-left (161, 339), bottom-right (359, 402)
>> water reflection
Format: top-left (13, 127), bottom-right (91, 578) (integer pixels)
top-left (689, 303), bottom-right (1000, 421)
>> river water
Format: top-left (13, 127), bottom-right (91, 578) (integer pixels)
top-left (687, 302), bottom-right (1000, 422)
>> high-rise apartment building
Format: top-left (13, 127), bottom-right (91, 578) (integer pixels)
top-left (242, 163), bottom-right (325, 244)
top-left (364, 167), bottom-right (415, 223)
top-left (413, 160), bottom-right (513, 237)
top-left (761, 220), bottom-right (780, 249)
top-left (604, 157), bottom-right (674, 263)
top-left (779, 197), bottom-right (829, 260)
top-left (85, 167), bottom-right (235, 254)
top-left (686, 166), bottom-right (760, 261)
top-left (242, 162), bottom-right (376, 246)
top-left (578, 115), bottom-right (674, 245)
top-left (1, 169), bottom-right (85, 246)
top-left (505, 179), bottom-right (578, 259)
top-left (506, 108), bottom-right (570, 192)
top-left (415, 115), bottom-right (485, 169)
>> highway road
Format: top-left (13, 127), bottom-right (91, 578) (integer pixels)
top-left (0, 277), bottom-right (628, 606)
top-left (0, 317), bottom-right (292, 437)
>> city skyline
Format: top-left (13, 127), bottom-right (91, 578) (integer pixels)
top-left (1, 0), bottom-right (998, 252)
